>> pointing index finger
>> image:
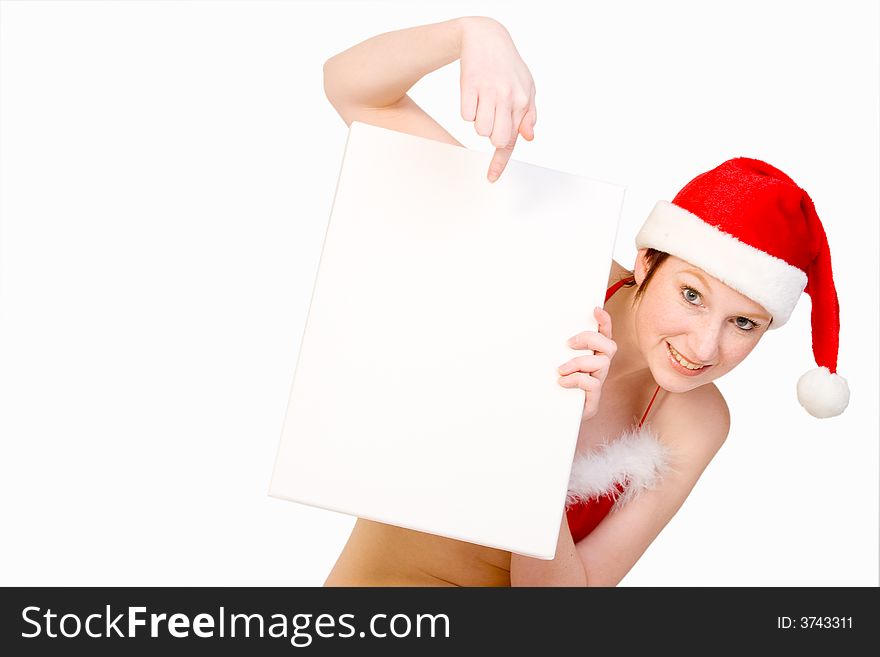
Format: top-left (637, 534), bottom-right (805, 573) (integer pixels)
top-left (487, 135), bottom-right (518, 183)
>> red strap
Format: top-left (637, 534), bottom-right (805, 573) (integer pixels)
top-left (604, 275), bottom-right (635, 303)
top-left (604, 275), bottom-right (660, 428)
top-left (639, 384), bottom-right (661, 428)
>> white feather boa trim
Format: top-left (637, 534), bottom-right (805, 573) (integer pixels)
top-left (567, 424), bottom-right (675, 511)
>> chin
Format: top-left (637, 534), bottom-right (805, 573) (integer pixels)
top-left (651, 371), bottom-right (703, 394)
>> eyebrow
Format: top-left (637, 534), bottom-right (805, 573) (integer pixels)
top-left (683, 268), bottom-right (711, 291)
top-left (681, 268), bottom-right (772, 321)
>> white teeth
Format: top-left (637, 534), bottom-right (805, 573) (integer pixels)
top-left (668, 343), bottom-right (704, 370)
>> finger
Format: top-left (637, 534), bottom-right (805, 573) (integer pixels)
top-left (558, 354), bottom-right (612, 383)
top-left (513, 105), bottom-right (531, 142)
top-left (487, 137), bottom-right (516, 183)
top-left (490, 103), bottom-right (513, 149)
top-left (558, 372), bottom-right (601, 395)
top-left (520, 90), bottom-right (537, 140)
top-left (461, 83), bottom-right (478, 122)
top-left (518, 114), bottom-right (534, 141)
top-left (567, 331), bottom-right (617, 357)
top-left (474, 93), bottom-right (495, 138)
top-left (558, 354), bottom-right (608, 375)
top-left (530, 89), bottom-right (537, 128)
top-left (579, 374), bottom-right (601, 394)
top-left (594, 306), bottom-right (613, 341)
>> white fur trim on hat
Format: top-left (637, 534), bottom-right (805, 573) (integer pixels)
top-left (567, 425), bottom-right (676, 511)
top-left (796, 366), bottom-right (850, 418)
top-left (635, 200), bottom-right (808, 329)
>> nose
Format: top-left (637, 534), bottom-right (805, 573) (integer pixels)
top-left (686, 319), bottom-right (722, 365)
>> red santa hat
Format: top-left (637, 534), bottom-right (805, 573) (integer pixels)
top-left (635, 157), bottom-right (849, 418)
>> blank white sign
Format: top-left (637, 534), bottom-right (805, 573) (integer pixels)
top-left (269, 121), bottom-right (623, 558)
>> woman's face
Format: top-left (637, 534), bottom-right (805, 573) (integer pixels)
top-left (633, 250), bottom-right (772, 393)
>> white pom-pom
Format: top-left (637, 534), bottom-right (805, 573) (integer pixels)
top-left (796, 366), bottom-right (850, 418)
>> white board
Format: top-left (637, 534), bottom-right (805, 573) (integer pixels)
top-left (269, 121), bottom-right (624, 558)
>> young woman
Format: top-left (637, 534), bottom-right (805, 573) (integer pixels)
top-left (321, 16), bottom-right (849, 586)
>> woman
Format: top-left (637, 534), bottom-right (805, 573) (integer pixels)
top-left (321, 16), bottom-right (849, 586)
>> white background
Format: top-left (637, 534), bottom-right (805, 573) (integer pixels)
top-left (1, 0), bottom-right (877, 586)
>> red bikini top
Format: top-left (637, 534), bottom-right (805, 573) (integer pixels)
top-left (564, 276), bottom-right (668, 544)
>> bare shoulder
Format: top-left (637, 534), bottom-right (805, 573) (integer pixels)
top-left (655, 383), bottom-right (730, 463)
top-left (571, 383), bottom-right (730, 586)
top-left (607, 259), bottom-right (632, 286)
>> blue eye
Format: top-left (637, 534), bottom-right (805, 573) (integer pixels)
top-left (682, 287), bottom-right (700, 304)
top-left (683, 285), bottom-right (761, 331)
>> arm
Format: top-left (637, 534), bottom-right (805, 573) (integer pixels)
top-left (322, 16), bottom-right (537, 178)
top-left (323, 17), bottom-right (464, 115)
top-left (510, 515), bottom-right (588, 587)
top-left (514, 383), bottom-right (729, 587)
top-left (574, 384), bottom-right (731, 587)
top-left (323, 17), bottom-right (464, 147)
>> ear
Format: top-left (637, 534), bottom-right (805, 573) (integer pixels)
top-left (633, 248), bottom-right (650, 286)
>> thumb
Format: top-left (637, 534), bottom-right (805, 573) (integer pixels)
top-left (519, 104), bottom-right (536, 141)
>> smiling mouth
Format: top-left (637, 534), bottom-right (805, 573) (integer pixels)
top-left (666, 342), bottom-right (709, 371)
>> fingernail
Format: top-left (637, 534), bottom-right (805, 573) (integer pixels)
top-left (567, 337), bottom-right (576, 346)
top-left (488, 171), bottom-right (499, 182)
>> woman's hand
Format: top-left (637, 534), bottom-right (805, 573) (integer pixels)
top-left (557, 307), bottom-right (617, 421)
top-left (458, 17), bottom-right (537, 182)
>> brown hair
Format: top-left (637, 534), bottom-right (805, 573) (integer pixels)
top-left (622, 248), bottom-right (670, 305)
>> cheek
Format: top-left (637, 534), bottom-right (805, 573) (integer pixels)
top-left (736, 339), bottom-right (756, 355)
top-left (639, 301), bottom-right (691, 339)
top-left (718, 337), bottom-right (761, 371)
